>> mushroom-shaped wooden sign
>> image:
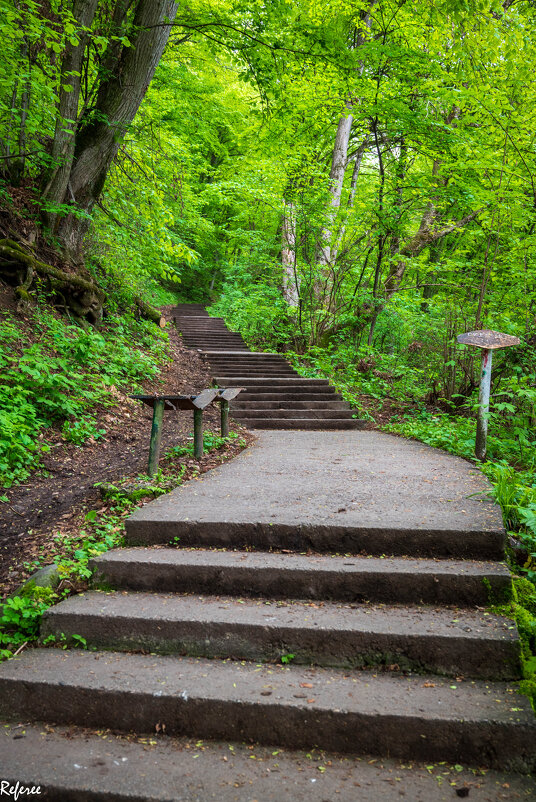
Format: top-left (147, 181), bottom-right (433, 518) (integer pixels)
top-left (456, 329), bottom-right (520, 460)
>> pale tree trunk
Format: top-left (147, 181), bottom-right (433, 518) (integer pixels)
top-left (47, 0), bottom-right (178, 260)
top-left (317, 110), bottom-right (353, 267)
top-left (331, 135), bottom-right (369, 263)
top-left (282, 200), bottom-right (299, 307)
top-left (317, 6), bottom-right (374, 270)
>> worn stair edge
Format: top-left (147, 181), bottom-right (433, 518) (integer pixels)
top-left (206, 355), bottom-right (290, 360)
top-left (90, 548), bottom-right (513, 607)
top-left (213, 377), bottom-right (330, 385)
top-left (5, 723), bottom-right (535, 802)
top-left (202, 350), bottom-right (284, 356)
top-left (124, 519), bottom-right (506, 560)
top-left (214, 371), bottom-right (300, 377)
top-left (238, 419), bottom-right (369, 430)
top-left (236, 390), bottom-right (339, 398)
top-left (207, 355), bottom-right (288, 358)
top-left (227, 390), bottom-right (341, 398)
top-left (231, 410), bottom-right (360, 420)
top-left (210, 368), bottom-right (299, 373)
top-left (1, 650), bottom-right (535, 772)
top-left (231, 401), bottom-right (349, 409)
top-left (41, 591), bottom-right (522, 679)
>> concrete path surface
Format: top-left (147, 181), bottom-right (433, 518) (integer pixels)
top-left (2, 428), bottom-right (535, 799)
top-left (127, 430), bottom-right (505, 558)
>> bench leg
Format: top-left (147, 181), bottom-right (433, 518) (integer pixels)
top-left (148, 399), bottom-right (165, 476)
top-left (220, 400), bottom-right (229, 438)
top-left (193, 408), bottom-right (203, 458)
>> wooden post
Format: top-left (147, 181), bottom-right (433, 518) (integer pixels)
top-left (193, 408), bottom-right (204, 458)
top-left (220, 399), bottom-right (230, 437)
top-left (475, 348), bottom-right (492, 461)
top-left (147, 399), bottom-right (165, 476)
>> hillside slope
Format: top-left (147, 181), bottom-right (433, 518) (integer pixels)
top-left (0, 294), bottom-right (249, 597)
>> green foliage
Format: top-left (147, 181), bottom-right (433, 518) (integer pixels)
top-left (209, 281), bottom-right (294, 351)
top-left (0, 585), bottom-right (58, 659)
top-left (167, 430), bottom-right (245, 459)
top-left (280, 653), bottom-right (295, 664)
top-left (490, 577), bottom-right (536, 710)
top-left (0, 307), bottom-right (169, 487)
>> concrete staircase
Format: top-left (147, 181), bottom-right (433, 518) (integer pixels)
top-left (173, 305), bottom-right (367, 430)
top-left (1, 526), bottom-right (535, 777)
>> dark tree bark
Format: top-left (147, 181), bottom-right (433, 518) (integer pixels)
top-left (42, 0), bottom-right (100, 227)
top-left (44, 0), bottom-right (178, 260)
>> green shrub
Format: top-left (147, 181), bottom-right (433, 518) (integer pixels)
top-left (0, 308), bottom-right (170, 486)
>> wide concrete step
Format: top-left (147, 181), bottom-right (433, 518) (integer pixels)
top-left (203, 350), bottom-right (281, 356)
top-left (207, 359), bottom-right (293, 366)
top-left (125, 517), bottom-right (504, 561)
top-left (213, 371), bottom-right (299, 377)
top-left (239, 418), bottom-right (367, 430)
top-left (209, 362), bottom-right (295, 368)
top-left (206, 352), bottom-right (287, 359)
top-left (184, 339), bottom-right (247, 345)
top-left (232, 409), bottom-right (357, 420)
top-left (193, 343), bottom-right (246, 353)
top-left (91, 548), bottom-right (513, 607)
top-left (182, 333), bottom-right (245, 339)
top-left (232, 400), bottom-right (349, 410)
top-left (236, 392), bottom-right (343, 402)
top-left (182, 332), bottom-right (244, 338)
top-left (178, 319), bottom-right (226, 324)
top-left (1, 650), bottom-right (534, 770)
top-left (181, 329), bottom-right (232, 335)
top-left (175, 318), bottom-right (216, 322)
top-left (211, 368), bottom-right (297, 376)
top-left (214, 377), bottom-right (330, 386)
top-left (212, 368), bottom-right (298, 376)
top-left (6, 723), bottom-right (533, 802)
top-left (42, 591), bottom-right (521, 679)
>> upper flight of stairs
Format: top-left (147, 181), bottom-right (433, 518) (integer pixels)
top-left (172, 305), bottom-right (367, 430)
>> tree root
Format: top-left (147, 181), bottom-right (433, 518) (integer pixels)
top-left (0, 238), bottom-right (105, 324)
top-left (0, 239), bottom-right (165, 328)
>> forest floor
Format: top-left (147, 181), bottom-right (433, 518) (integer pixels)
top-left (0, 307), bottom-right (253, 598)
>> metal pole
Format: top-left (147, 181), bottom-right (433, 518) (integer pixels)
top-left (193, 408), bottom-right (204, 458)
top-left (220, 400), bottom-right (229, 437)
top-left (475, 348), bottom-right (492, 461)
top-left (147, 399), bottom-right (165, 476)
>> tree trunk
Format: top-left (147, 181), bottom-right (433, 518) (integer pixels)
top-left (317, 109), bottom-right (353, 267)
top-left (331, 136), bottom-right (369, 263)
top-left (282, 200), bottom-right (299, 307)
top-left (383, 207), bottom-right (483, 298)
top-left (51, 0), bottom-right (179, 260)
top-left (42, 0), bottom-right (100, 228)
top-left (135, 296), bottom-right (166, 327)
